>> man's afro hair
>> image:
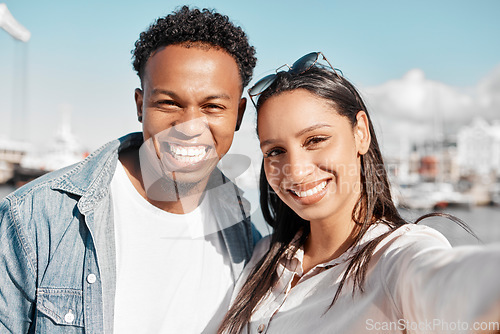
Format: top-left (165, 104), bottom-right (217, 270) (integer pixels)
top-left (132, 6), bottom-right (257, 88)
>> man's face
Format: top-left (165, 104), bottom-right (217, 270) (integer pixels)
top-left (135, 44), bottom-right (245, 186)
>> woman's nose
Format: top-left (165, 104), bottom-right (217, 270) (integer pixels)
top-left (283, 152), bottom-right (315, 184)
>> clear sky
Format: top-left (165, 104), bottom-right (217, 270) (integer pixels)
top-left (1, 0), bottom-right (499, 151)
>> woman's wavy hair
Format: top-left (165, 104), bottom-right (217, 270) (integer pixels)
top-left (218, 66), bottom-right (471, 334)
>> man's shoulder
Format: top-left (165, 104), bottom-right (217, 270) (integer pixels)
top-left (3, 133), bottom-right (142, 209)
top-left (11, 140), bottom-right (114, 197)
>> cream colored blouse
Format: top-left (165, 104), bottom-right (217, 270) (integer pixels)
top-left (231, 223), bottom-right (500, 334)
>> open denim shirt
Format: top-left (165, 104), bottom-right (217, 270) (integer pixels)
top-left (0, 132), bottom-right (260, 333)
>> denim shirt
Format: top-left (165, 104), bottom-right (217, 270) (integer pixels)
top-left (0, 132), bottom-right (260, 333)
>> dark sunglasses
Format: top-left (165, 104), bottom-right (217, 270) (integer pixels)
top-left (247, 51), bottom-right (343, 107)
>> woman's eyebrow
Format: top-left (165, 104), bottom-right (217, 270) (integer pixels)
top-left (260, 138), bottom-right (275, 148)
top-left (295, 123), bottom-right (332, 137)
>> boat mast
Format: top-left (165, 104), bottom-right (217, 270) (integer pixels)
top-left (0, 3), bottom-right (31, 141)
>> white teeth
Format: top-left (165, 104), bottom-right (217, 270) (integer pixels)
top-left (292, 181), bottom-right (328, 198)
top-left (169, 143), bottom-right (207, 163)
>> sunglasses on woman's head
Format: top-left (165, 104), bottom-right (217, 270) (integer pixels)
top-left (247, 51), bottom-right (343, 107)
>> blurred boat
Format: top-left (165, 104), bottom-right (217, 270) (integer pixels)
top-left (397, 182), bottom-right (473, 210)
top-left (0, 160), bottom-right (12, 184)
top-left (13, 111), bottom-right (87, 187)
top-left (0, 138), bottom-right (31, 184)
top-left (490, 183), bottom-right (500, 206)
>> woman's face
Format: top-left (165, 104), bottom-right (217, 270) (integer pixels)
top-left (258, 89), bottom-right (370, 224)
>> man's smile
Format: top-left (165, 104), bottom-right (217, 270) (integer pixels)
top-left (167, 142), bottom-right (210, 164)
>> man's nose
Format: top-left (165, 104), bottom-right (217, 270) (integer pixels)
top-left (173, 109), bottom-right (208, 138)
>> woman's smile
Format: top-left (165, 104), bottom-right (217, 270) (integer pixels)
top-left (285, 178), bottom-right (332, 205)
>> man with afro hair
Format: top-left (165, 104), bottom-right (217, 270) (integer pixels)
top-left (0, 6), bottom-right (260, 333)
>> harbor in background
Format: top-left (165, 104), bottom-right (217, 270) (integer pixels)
top-left (1, 2), bottom-right (498, 246)
top-left (1, 183), bottom-right (499, 246)
top-left (0, 108), bottom-right (88, 187)
top-left (386, 117), bottom-right (500, 210)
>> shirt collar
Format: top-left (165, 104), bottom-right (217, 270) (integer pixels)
top-left (280, 223), bottom-right (391, 274)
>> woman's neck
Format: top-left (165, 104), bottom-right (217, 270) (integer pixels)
top-left (302, 213), bottom-right (359, 274)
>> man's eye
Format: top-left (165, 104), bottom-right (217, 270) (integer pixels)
top-left (204, 104), bottom-right (225, 111)
top-left (158, 100), bottom-right (177, 106)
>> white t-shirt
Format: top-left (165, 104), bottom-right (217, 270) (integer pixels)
top-left (234, 223), bottom-right (500, 334)
top-left (111, 161), bottom-right (233, 333)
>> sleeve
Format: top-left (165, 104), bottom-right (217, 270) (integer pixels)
top-left (230, 236), bottom-right (271, 304)
top-left (381, 225), bottom-right (500, 331)
top-left (251, 223), bottom-right (263, 247)
top-left (0, 197), bottom-right (37, 333)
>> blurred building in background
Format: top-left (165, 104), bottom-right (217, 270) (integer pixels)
top-left (387, 118), bottom-right (500, 209)
top-left (457, 118), bottom-right (500, 177)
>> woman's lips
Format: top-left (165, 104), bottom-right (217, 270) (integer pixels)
top-left (286, 179), bottom-right (332, 205)
top-left (289, 180), bottom-right (328, 198)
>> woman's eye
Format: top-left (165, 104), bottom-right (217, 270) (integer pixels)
top-left (264, 148), bottom-right (285, 158)
top-left (304, 136), bottom-right (330, 147)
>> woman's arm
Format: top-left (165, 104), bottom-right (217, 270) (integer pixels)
top-left (380, 224), bottom-right (500, 332)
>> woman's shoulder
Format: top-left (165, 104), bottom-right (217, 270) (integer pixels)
top-left (387, 222), bottom-right (450, 241)
top-left (369, 222), bottom-right (452, 258)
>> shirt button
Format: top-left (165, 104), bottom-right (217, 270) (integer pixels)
top-left (64, 310), bottom-right (75, 323)
top-left (257, 324), bottom-right (266, 333)
top-left (87, 273), bottom-right (97, 284)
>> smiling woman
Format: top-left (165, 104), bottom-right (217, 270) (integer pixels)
top-left (218, 54), bottom-right (500, 334)
top-left (259, 89), bottom-right (370, 228)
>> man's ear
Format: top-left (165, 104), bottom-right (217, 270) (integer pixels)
top-left (235, 97), bottom-right (247, 131)
top-left (135, 88), bottom-right (144, 122)
top-left (355, 110), bottom-right (371, 155)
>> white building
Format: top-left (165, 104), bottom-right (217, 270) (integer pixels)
top-left (457, 118), bottom-right (500, 176)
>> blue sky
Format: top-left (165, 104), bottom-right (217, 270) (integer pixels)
top-left (1, 0), bottom-right (499, 151)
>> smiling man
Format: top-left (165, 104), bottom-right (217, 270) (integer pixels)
top-left (0, 6), bottom-right (259, 333)
top-left (125, 43), bottom-right (247, 213)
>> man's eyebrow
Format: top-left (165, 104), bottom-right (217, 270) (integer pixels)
top-left (150, 89), bottom-right (178, 98)
top-left (202, 94), bottom-right (231, 102)
top-left (150, 89), bottom-right (231, 101)
top-left (260, 123), bottom-right (332, 148)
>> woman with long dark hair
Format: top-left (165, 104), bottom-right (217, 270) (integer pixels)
top-left (218, 52), bottom-right (500, 334)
